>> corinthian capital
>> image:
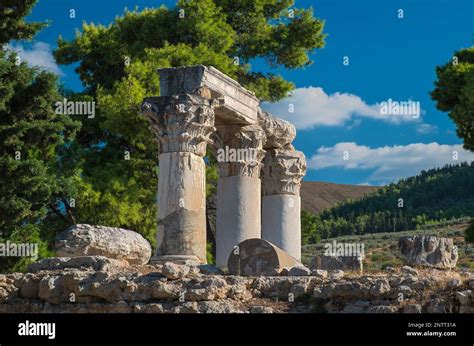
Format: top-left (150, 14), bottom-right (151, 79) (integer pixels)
top-left (261, 148), bottom-right (307, 196)
top-left (141, 93), bottom-right (216, 157)
top-left (258, 110), bottom-right (296, 149)
top-left (213, 124), bottom-right (266, 178)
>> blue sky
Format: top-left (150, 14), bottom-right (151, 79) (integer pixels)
top-left (11, 0), bottom-right (474, 185)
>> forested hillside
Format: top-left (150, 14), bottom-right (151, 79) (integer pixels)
top-left (302, 162), bottom-right (474, 244)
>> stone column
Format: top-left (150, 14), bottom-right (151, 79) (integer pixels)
top-left (214, 124), bottom-right (266, 268)
top-left (261, 147), bottom-right (306, 261)
top-left (141, 92), bottom-right (216, 264)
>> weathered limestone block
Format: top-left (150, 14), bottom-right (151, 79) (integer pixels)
top-left (227, 238), bottom-right (302, 276)
top-left (252, 276), bottom-right (314, 299)
top-left (161, 262), bottom-right (199, 280)
top-left (18, 274), bottom-right (41, 299)
top-left (151, 281), bottom-right (181, 300)
top-left (258, 110), bottom-right (296, 149)
top-left (261, 148), bottom-right (306, 260)
top-left (196, 300), bottom-right (245, 313)
top-left (2, 264), bottom-right (474, 313)
top-left (157, 65), bottom-right (260, 125)
top-left (28, 256), bottom-right (129, 273)
top-left (55, 225), bottom-right (152, 265)
top-left (214, 125), bottom-right (266, 268)
top-left (287, 266), bottom-right (312, 276)
top-left (185, 277), bottom-right (230, 301)
top-left (310, 255), bottom-right (363, 272)
top-left (398, 236), bottom-right (458, 269)
top-left (401, 265), bottom-right (419, 276)
top-left (330, 270), bottom-right (345, 280)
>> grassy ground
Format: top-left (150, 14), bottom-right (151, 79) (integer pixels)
top-left (301, 219), bottom-right (474, 271)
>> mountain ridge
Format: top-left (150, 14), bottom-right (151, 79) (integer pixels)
top-left (300, 181), bottom-right (380, 214)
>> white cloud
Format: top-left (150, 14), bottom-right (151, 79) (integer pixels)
top-left (357, 182), bottom-right (373, 186)
top-left (309, 142), bottom-right (474, 185)
top-left (5, 42), bottom-right (63, 75)
top-left (262, 87), bottom-right (421, 130)
top-left (416, 123), bottom-right (438, 134)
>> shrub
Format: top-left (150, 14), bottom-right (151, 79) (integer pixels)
top-left (465, 220), bottom-right (474, 243)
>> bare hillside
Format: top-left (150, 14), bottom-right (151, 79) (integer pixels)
top-left (300, 181), bottom-right (380, 214)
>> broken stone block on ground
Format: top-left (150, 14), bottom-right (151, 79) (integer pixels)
top-left (227, 238), bottom-right (303, 276)
top-left (398, 236), bottom-right (458, 269)
top-left (55, 224), bottom-right (152, 265)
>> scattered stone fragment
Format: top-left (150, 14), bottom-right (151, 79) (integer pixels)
top-left (162, 262), bottom-right (191, 280)
top-left (330, 270), bottom-right (345, 280)
top-left (401, 266), bottom-right (418, 276)
top-left (370, 279), bottom-right (391, 297)
top-left (397, 285), bottom-right (413, 297)
top-left (398, 236), bottom-right (458, 269)
top-left (287, 266), bottom-right (311, 276)
top-left (133, 303), bottom-right (165, 313)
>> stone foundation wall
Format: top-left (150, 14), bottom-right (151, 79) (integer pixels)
top-left (1, 257), bottom-right (472, 314)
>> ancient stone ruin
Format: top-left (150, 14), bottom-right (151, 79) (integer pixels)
top-left (2, 66), bottom-right (472, 315)
top-left (2, 252), bottom-right (473, 314)
top-left (140, 65), bottom-right (306, 268)
top-left (2, 224), bottom-right (472, 314)
top-left (398, 236), bottom-right (459, 269)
